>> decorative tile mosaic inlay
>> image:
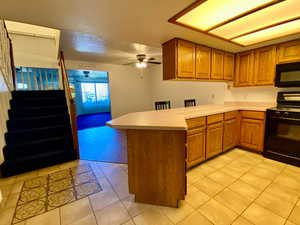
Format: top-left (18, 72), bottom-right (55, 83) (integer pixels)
top-left (12, 164), bottom-right (102, 224)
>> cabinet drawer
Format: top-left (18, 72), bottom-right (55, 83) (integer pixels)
top-left (240, 111), bottom-right (265, 120)
top-left (186, 117), bottom-right (206, 129)
top-left (207, 113), bottom-right (224, 124)
top-left (187, 127), bottom-right (206, 136)
top-left (224, 111), bottom-right (238, 120)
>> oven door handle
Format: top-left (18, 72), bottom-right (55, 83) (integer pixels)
top-left (271, 116), bottom-right (300, 122)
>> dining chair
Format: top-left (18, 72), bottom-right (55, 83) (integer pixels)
top-left (184, 99), bottom-right (196, 107)
top-left (155, 101), bottom-right (171, 110)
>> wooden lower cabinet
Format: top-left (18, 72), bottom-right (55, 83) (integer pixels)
top-left (187, 127), bottom-right (206, 167)
top-left (223, 117), bottom-right (239, 152)
top-left (240, 118), bottom-right (265, 152)
top-left (206, 122), bottom-right (223, 159)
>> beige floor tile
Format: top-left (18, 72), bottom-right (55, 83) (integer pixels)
top-left (214, 188), bottom-right (252, 214)
top-left (0, 207), bottom-right (15, 225)
top-left (207, 171), bottom-right (237, 186)
top-left (285, 220), bottom-right (297, 225)
top-left (239, 156), bottom-right (263, 166)
top-left (282, 170), bottom-right (300, 183)
top-left (159, 201), bottom-right (194, 224)
top-left (25, 208), bottom-right (60, 225)
top-left (194, 177), bottom-right (225, 197)
top-left (239, 173), bottom-right (272, 190)
top-left (37, 165), bottom-right (62, 176)
top-left (229, 180), bottom-right (262, 201)
top-left (133, 208), bottom-right (173, 225)
top-left (15, 171), bottom-right (39, 182)
top-left (223, 150), bottom-right (245, 160)
top-left (286, 165), bottom-right (300, 175)
top-left (289, 205), bottom-right (300, 225)
top-left (198, 199), bottom-right (238, 225)
top-left (274, 175), bottom-right (300, 192)
top-left (186, 184), bottom-right (199, 195)
top-left (255, 191), bottom-right (295, 218)
top-left (187, 168), bottom-right (204, 184)
top-left (97, 177), bottom-right (114, 191)
top-left (247, 166), bottom-right (279, 180)
top-left (258, 160), bottom-right (286, 173)
top-left (192, 164), bottom-right (216, 176)
top-left (232, 216), bottom-right (254, 225)
top-left (242, 203), bottom-right (286, 225)
top-left (204, 157), bottom-right (228, 169)
top-left (122, 219), bottom-right (135, 225)
top-left (121, 195), bottom-right (153, 217)
top-left (94, 201), bottom-right (130, 225)
top-left (89, 188), bottom-right (119, 212)
top-left (4, 193), bottom-right (19, 209)
top-left (177, 211), bottom-right (213, 225)
top-left (185, 188), bottom-right (210, 209)
top-left (60, 197), bottom-right (93, 225)
top-left (63, 214), bottom-right (97, 225)
top-left (220, 165), bottom-right (245, 178)
top-left (264, 183), bottom-right (299, 204)
top-left (112, 180), bottom-right (130, 200)
top-left (0, 176), bottom-right (16, 186)
top-left (226, 161), bottom-right (253, 174)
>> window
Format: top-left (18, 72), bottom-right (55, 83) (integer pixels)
top-left (81, 83), bottom-right (109, 104)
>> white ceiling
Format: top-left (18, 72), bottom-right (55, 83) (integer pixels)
top-left (1, 0), bottom-right (300, 64)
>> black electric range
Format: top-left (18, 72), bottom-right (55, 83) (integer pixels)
top-left (264, 92), bottom-right (300, 167)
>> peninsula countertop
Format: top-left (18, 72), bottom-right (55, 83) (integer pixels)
top-left (106, 102), bottom-right (275, 130)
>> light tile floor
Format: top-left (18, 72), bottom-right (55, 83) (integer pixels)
top-left (0, 148), bottom-right (300, 225)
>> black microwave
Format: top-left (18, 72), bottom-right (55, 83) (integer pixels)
top-left (275, 62), bottom-right (300, 87)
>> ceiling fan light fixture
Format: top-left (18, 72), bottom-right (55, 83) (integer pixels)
top-left (136, 62), bottom-right (147, 68)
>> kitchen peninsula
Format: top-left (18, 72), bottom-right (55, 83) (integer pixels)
top-left (107, 102), bottom-right (275, 207)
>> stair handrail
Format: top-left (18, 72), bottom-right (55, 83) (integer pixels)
top-left (58, 51), bottom-right (79, 157)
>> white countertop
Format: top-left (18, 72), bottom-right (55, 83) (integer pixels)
top-left (106, 102), bottom-right (275, 130)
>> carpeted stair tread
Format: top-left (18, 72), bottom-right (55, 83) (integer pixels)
top-left (5, 124), bottom-right (71, 144)
top-left (1, 150), bottom-right (76, 176)
top-left (1, 90), bottom-right (76, 177)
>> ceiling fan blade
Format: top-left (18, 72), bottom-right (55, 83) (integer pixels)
top-left (148, 61), bottom-right (161, 64)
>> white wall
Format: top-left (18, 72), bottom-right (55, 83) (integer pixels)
top-left (10, 34), bottom-right (59, 68)
top-left (65, 60), bottom-right (153, 118)
top-left (146, 65), bottom-right (226, 108)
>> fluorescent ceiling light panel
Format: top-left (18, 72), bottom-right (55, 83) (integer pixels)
top-left (232, 19), bottom-right (300, 45)
top-left (175, 0), bottom-right (277, 31)
top-left (210, 0), bottom-right (300, 39)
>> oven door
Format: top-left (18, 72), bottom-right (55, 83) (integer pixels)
top-left (265, 115), bottom-right (300, 157)
top-left (275, 62), bottom-right (300, 87)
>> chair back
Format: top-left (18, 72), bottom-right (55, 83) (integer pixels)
top-left (184, 99), bottom-right (196, 107)
top-left (155, 101), bottom-right (171, 110)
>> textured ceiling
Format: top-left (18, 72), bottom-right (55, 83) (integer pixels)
top-left (1, 0), bottom-right (300, 64)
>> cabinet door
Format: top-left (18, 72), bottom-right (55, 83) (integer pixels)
top-left (177, 40), bottom-right (196, 79)
top-left (187, 128), bottom-right (206, 167)
top-left (195, 45), bottom-right (211, 79)
top-left (235, 51), bottom-right (254, 86)
top-left (206, 122), bottom-right (223, 159)
top-left (223, 118), bottom-right (238, 152)
top-left (211, 49), bottom-right (224, 80)
top-left (240, 118), bottom-right (264, 152)
top-left (224, 53), bottom-right (234, 80)
top-left (277, 40), bottom-right (300, 63)
top-left (254, 46), bottom-right (276, 85)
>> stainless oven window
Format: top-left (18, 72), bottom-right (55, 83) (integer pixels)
top-left (277, 122), bottom-right (300, 141)
top-left (280, 71), bottom-right (300, 82)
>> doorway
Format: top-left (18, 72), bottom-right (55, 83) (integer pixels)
top-left (68, 70), bottom-right (112, 130)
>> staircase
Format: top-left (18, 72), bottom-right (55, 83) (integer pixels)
top-left (1, 90), bottom-right (77, 177)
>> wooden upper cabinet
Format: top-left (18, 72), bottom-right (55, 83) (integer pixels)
top-left (277, 39), bottom-right (300, 63)
top-left (254, 46), bottom-right (276, 86)
top-left (177, 40), bottom-right (196, 79)
top-left (211, 49), bottom-right (224, 80)
top-left (235, 51), bottom-right (254, 86)
top-left (206, 122), bottom-right (223, 159)
top-left (195, 45), bottom-right (211, 79)
top-left (224, 53), bottom-right (234, 80)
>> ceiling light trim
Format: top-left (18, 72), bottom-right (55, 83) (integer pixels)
top-left (168, 0), bottom-right (288, 47)
top-left (228, 16), bottom-right (300, 40)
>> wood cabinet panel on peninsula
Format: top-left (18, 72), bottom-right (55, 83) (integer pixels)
top-left (206, 114), bottom-right (224, 159)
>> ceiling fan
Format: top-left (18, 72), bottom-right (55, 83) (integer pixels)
top-left (124, 54), bottom-right (161, 68)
